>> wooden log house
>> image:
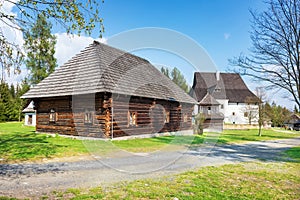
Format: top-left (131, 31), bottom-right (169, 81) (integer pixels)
top-left (22, 41), bottom-right (197, 138)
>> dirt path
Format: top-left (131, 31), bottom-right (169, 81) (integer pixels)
top-left (1, 137), bottom-right (299, 199)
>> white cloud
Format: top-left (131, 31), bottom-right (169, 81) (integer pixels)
top-left (224, 33), bottom-right (231, 40)
top-left (0, 0), bottom-right (24, 85)
top-left (54, 33), bottom-right (107, 66)
top-left (0, 0), bottom-right (24, 47)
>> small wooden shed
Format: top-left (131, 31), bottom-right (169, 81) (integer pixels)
top-left (22, 41), bottom-right (197, 138)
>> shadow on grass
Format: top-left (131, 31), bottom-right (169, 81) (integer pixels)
top-left (282, 146), bottom-right (300, 163)
top-left (186, 137), bottom-right (300, 164)
top-left (148, 135), bottom-right (228, 146)
top-left (0, 131), bottom-right (62, 162)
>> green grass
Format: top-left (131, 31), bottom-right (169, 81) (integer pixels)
top-left (40, 161), bottom-right (300, 200)
top-left (1, 122), bottom-right (300, 162)
top-left (113, 128), bottom-right (300, 152)
top-left (285, 146), bottom-right (300, 162)
top-left (1, 123), bottom-right (300, 199)
top-left (0, 122), bottom-right (89, 163)
top-left (220, 128), bottom-right (300, 143)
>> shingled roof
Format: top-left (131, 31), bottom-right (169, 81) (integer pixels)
top-left (191, 72), bottom-right (257, 103)
top-left (22, 41), bottom-right (196, 104)
top-left (199, 93), bottom-right (220, 106)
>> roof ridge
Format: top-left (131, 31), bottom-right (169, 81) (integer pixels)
top-left (92, 40), bottom-right (150, 64)
top-left (92, 41), bottom-right (107, 90)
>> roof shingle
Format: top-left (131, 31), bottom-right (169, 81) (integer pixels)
top-left (191, 72), bottom-right (257, 103)
top-left (22, 41), bottom-right (196, 104)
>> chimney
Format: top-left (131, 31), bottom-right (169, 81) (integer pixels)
top-left (216, 71), bottom-right (220, 81)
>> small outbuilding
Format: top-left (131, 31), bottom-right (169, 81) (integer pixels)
top-left (198, 93), bottom-right (224, 132)
top-left (284, 114), bottom-right (300, 131)
top-left (22, 101), bottom-right (36, 126)
top-left (22, 41), bottom-right (197, 138)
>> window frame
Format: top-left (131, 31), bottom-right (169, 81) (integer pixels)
top-left (164, 110), bottom-right (170, 124)
top-left (84, 111), bottom-right (93, 124)
top-left (128, 111), bottom-right (138, 127)
top-left (49, 109), bottom-right (57, 123)
top-left (183, 113), bottom-right (188, 123)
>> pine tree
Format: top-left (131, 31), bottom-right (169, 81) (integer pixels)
top-left (9, 84), bottom-right (15, 99)
top-left (161, 67), bottom-right (190, 93)
top-left (161, 67), bottom-right (170, 79)
top-left (294, 105), bottom-right (299, 114)
top-left (24, 13), bottom-right (57, 86)
top-left (16, 79), bottom-right (31, 121)
top-left (0, 82), bottom-right (12, 121)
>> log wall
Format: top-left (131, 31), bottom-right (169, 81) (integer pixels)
top-left (34, 93), bottom-right (194, 138)
top-left (110, 95), bottom-right (194, 137)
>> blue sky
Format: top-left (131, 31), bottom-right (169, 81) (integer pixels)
top-left (94, 0), bottom-right (291, 107)
top-left (100, 0), bottom-right (266, 72)
top-left (3, 0), bottom-right (291, 108)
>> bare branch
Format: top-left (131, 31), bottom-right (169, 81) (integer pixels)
top-left (230, 0), bottom-right (300, 110)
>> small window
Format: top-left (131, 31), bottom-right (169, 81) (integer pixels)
top-left (208, 107), bottom-right (211, 110)
top-left (164, 110), bottom-right (170, 123)
top-left (28, 115), bottom-right (33, 125)
top-left (215, 88), bottom-right (221, 92)
top-left (232, 112), bottom-right (235, 116)
top-left (183, 113), bottom-right (188, 122)
top-left (220, 104), bottom-right (224, 109)
top-left (49, 109), bottom-right (57, 122)
top-left (128, 111), bottom-right (137, 126)
top-left (84, 111), bottom-right (93, 124)
top-left (244, 112), bottom-right (248, 117)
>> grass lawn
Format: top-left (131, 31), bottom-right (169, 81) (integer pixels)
top-left (32, 161), bottom-right (300, 199)
top-left (0, 122), bottom-right (300, 163)
top-left (0, 122), bottom-right (89, 163)
top-left (285, 146), bottom-right (300, 162)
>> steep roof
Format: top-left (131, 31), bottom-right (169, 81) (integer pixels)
top-left (199, 93), bottom-right (220, 106)
top-left (22, 101), bottom-right (35, 113)
top-left (191, 72), bottom-right (258, 103)
top-left (22, 41), bottom-right (196, 104)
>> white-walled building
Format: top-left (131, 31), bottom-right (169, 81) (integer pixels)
top-left (22, 101), bottom-right (36, 126)
top-left (191, 72), bottom-right (259, 125)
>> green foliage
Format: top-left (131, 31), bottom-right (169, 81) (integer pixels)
top-left (161, 66), bottom-right (190, 93)
top-left (294, 105), bottom-right (299, 114)
top-left (0, 0), bottom-right (104, 76)
top-left (264, 102), bottom-right (291, 127)
top-left (160, 67), bottom-right (170, 78)
top-left (194, 112), bottom-right (206, 135)
top-left (24, 14), bottom-right (57, 85)
top-left (0, 80), bottom-right (29, 122)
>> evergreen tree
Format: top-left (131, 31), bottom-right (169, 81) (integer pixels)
top-left (24, 13), bottom-right (57, 85)
top-left (161, 67), bottom-right (190, 93)
top-left (0, 79), bottom-right (30, 122)
top-left (9, 84), bottom-right (15, 99)
top-left (294, 105), bottom-right (299, 114)
top-left (0, 82), bottom-right (13, 121)
top-left (264, 101), bottom-right (292, 127)
top-left (161, 67), bottom-right (170, 79)
top-left (16, 79), bottom-right (31, 122)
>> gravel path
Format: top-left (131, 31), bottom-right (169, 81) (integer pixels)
top-left (1, 137), bottom-right (299, 198)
